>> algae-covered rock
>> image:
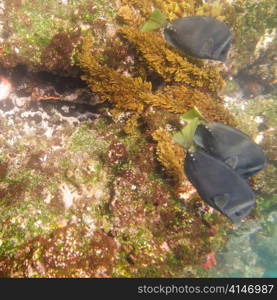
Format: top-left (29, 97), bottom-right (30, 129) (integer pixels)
top-left (0, 90), bottom-right (230, 277)
top-left (0, 0), bottom-right (275, 278)
top-left (0, 0), bottom-right (116, 72)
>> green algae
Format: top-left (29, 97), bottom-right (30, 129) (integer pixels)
top-left (1, 170), bottom-right (44, 191)
top-left (69, 122), bottom-right (109, 155)
top-left (234, 0), bottom-right (276, 62)
top-left (0, 199), bottom-right (60, 257)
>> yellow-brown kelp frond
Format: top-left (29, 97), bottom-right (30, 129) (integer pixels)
top-left (154, 0), bottom-right (199, 20)
top-left (78, 32), bottom-right (152, 112)
top-left (153, 0), bottom-right (230, 21)
top-left (142, 92), bottom-right (189, 114)
top-left (78, 31), bottom-right (234, 130)
top-left (121, 27), bottom-right (224, 93)
top-left (123, 112), bottom-right (141, 136)
top-left (117, 5), bottom-right (143, 26)
top-left (119, 0), bottom-right (153, 20)
top-left (152, 128), bottom-right (185, 184)
top-left (193, 0), bottom-right (225, 21)
top-left (141, 85), bottom-right (236, 125)
top-left (118, 0), bottom-right (228, 25)
top-left (159, 85), bottom-right (236, 126)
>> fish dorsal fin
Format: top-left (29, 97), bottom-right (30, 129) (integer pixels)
top-left (213, 193), bottom-right (230, 209)
top-left (199, 38), bottom-right (214, 57)
top-left (225, 156), bottom-right (239, 169)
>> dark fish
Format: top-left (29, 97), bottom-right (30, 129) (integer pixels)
top-left (194, 122), bottom-right (266, 178)
top-left (185, 147), bottom-right (256, 224)
top-left (164, 16), bottom-right (232, 61)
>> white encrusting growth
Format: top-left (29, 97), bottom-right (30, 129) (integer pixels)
top-left (0, 77), bottom-right (12, 101)
top-left (60, 183), bottom-right (76, 210)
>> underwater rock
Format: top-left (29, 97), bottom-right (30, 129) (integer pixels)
top-left (194, 122), bottom-right (266, 178)
top-left (185, 147), bottom-right (256, 224)
top-left (164, 16), bottom-right (232, 61)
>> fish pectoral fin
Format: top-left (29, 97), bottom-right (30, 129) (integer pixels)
top-left (228, 200), bottom-right (255, 216)
top-left (213, 35), bottom-right (232, 58)
top-left (212, 193), bottom-right (230, 209)
top-left (199, 38), bottom-right (214, 57)
top-left (225, 156), bottom-right (239, 169)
